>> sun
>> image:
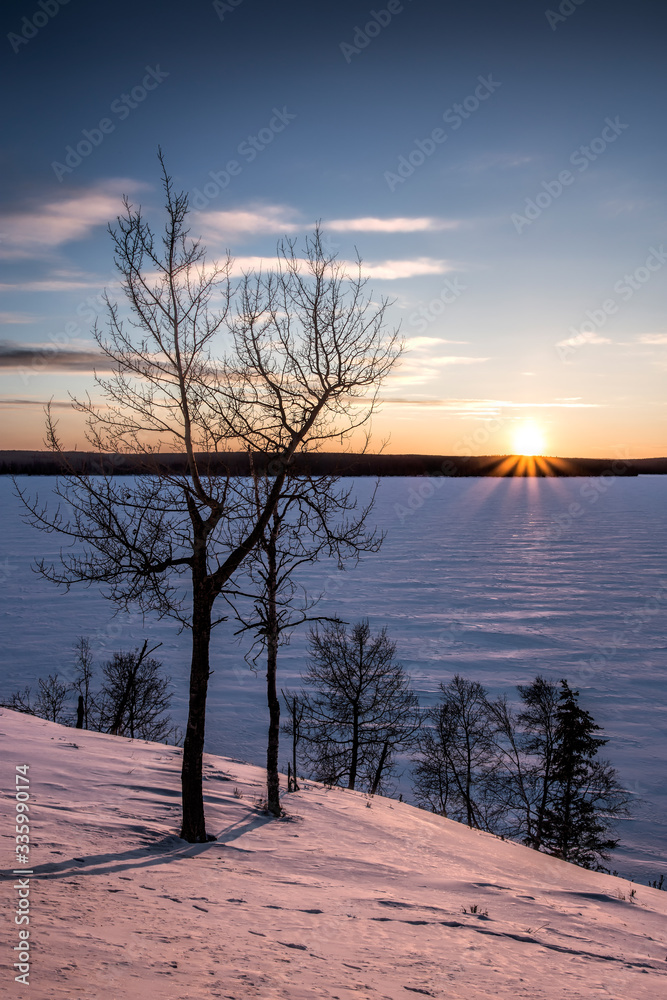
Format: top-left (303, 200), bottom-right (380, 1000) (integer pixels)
top-left (513, 424), bottom-right (545, 456)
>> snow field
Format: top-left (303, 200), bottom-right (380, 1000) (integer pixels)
top-left (2, 709), bottom-right (666, 999)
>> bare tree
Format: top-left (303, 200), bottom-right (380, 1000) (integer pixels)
top-left (481, 676), bottom-right (563, 846)
top-left (228, 467), bottom-right (384, 815)
top-left (97, 640), bottom-right (176, 742)
top-left (5, 676), bottom-right (69, 724)
top-left (15, 156), bottom-right (401, 841)
top-left (413, 675), bottom-right (499, 829)
top-left (72, 637), bottom-right (95, 730)
top-left (4, 686), bottom-right (36, 716)
top-left (300, 620), bottom-right (420, 793)
top-left (281, 688), bottom-right (306, 792)
top-left (35, 674), bottom-right (70, 724)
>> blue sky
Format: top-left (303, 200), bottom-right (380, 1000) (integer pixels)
top-left (1, 0), bottom-right (665, 456)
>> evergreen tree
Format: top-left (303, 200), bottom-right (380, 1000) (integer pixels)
top-left (542, 680), bottom-right (626, 870)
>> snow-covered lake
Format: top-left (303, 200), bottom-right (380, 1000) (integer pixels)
top-left (2, 474), bottom-right (665, 882)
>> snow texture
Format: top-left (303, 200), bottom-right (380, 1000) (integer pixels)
top-left (1, 709), bottom-right (666, 999)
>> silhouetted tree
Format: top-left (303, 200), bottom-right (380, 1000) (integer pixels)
top-left (35, 674), bottom-right (69, 724)
top-left (5, 686), bottom-right (36, 716)
top-left (281, 688), bottom-right (306, 792)
top-left (413, 673), bottom-right (628, 869)
top-left (16, 157), bottom-right (401, 842)
top-left (300, 620), bottom-right (420, 792)
top-left (228, 468), bottom-right (383, 815)
top-left (97, 640), bottom-right (176, 741)
top-left (414, 675), bottom-right (500, 829)
top-left (482, 676), bottom-right (561, 845)
top-left (72, 636), bottom-right (95, 730)
top-left (541, 680), bottom-right (627, 870)
top-left (515, 675), bottom-right (560, 848)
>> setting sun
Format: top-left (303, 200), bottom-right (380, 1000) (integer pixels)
top-left (513, 424), bottom-right (545, 456)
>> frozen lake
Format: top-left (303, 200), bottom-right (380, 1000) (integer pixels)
top-left (1, 474), bottom-right (665, 882)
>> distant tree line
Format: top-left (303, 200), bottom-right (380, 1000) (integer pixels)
top-left (1, 450), bottom-right (648, 477)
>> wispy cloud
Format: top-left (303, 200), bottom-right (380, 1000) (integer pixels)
top-left (0, 341), bottom-right (110, 372)
top-left (0, 180), bottom-right (147, 258)
top-left (403, 336), bottom-right (469, 349)
top-left (380, 397), bottom-right (601, 411)
top-left (0, 398), bottom-right (77, 408)
top-left (0, 274), bottom-right (104, 292)
top-left (459, 152), bottom-right (535, 174)
top-left (227, 256), bottom-right (453, 281)
top-left (638, 333), bottom-right (667, 345)
top-left (326, 217), bottom-right (459, 233)
top-left (428, 356), bottom-right (490, 366)
top-left (353, 258), bottom-right (453, 280)
top-left (198, 205), bottom-right (460, 240)
top-left (382, 355), bottom-right (489, 389)
top-left (197, 205), bottom-right (301, 239)
top-left (556, 331), bottom-right (612, 348)
top-left (0, 312), bottom-right (35, 325)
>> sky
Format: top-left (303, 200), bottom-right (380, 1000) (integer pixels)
top-left (0, 0), bottom-right (665, 458)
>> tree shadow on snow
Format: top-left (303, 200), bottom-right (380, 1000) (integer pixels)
top-left (29, 812), bottom-right (274, 881)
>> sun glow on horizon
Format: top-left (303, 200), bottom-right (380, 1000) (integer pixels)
top-left (513, 424), bottom-right (545, 456)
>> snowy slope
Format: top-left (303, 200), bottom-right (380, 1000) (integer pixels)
top-left (1, 709), bottom-right (666, 999)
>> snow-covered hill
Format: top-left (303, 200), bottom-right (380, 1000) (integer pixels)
top-left (2, 709), bottom-right (666, 999)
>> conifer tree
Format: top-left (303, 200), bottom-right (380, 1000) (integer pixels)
top-left (542, 680), bottom-right (626, 870)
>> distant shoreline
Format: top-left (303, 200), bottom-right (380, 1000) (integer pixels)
top-left (1, 451), bottom-right (665, 477)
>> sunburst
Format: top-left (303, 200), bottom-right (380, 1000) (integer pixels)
top-left (513, 424), bottom-right (545, 456)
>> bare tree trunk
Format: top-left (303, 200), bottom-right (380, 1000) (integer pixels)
top-left (370, 740), bottom-right (390, 795)
top-left (291, 698), bottom-right (299, 792)
top-left (76, 695), bottom-right (84, 729)
top-left (349, 703), bottom-right (359, 790)
top-left (180, 584), bottom-right (213, 842)
top-left (266, 530), bottom-right (281, 817)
